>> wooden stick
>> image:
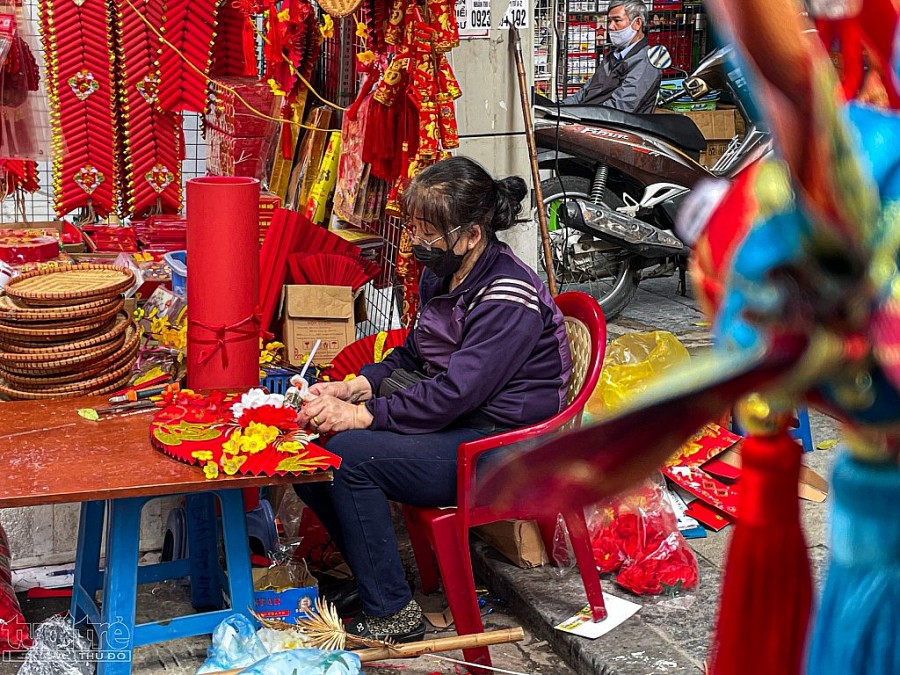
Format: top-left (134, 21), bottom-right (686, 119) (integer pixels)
top-left (510, 25), bottom-right (558, 297)
top-left (356, 627), bottom-right (525, 662)
top-left (212, 627), bottom-right (525, 674)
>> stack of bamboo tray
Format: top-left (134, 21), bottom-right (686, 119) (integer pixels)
top-left (0, 265), bottom-right (139, 400)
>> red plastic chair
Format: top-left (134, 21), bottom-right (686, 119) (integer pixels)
top-left (403, 291), bottom-right (608, 670)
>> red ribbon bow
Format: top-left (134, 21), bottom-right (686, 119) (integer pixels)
top-left (189, 310), bottom-right (262, 366)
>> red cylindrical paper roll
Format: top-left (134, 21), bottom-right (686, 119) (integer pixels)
top-left (186, 176), bottom-right (261, 390)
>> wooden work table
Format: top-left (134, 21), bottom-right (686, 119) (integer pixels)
top-left (0, 396), bottom-right (331, 508)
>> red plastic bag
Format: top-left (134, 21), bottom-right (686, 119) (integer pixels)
top-left (0, 522), bottom-right (30, 652)
top-left (587, 473), bottom-right (699, 597)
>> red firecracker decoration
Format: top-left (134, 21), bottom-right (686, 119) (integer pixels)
top-left (157, 0), bottom-right (221, 113)
top-left (40, 0), bottom-right (121, 218)
top-left (114, 0), bottom-right (183, 217)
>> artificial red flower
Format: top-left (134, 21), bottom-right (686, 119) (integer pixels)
top-left (238, 404), bottom-right (300, 430)
top-left (591, 525), bottom-right (626, 573)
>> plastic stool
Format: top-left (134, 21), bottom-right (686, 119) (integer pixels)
top-left (245, 499), bottom-right (278, 557)
top-left (790, 406), bottom-right (814, 453)
top-left (161, 498), bottom-right (278, 562)
top-left (71, 489), bottom-right (255, 674)
top-left (731, 405), bottom-right (814, 453)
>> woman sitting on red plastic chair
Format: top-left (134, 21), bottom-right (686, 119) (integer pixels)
top-left (294, 156), bottom-right (572, 643)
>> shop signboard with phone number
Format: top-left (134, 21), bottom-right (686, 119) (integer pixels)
top-left (454, 0), bottom-right (530, 38)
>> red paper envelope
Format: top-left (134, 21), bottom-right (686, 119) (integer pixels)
top-left (684, 500), bottom-right (734, 531)
top-left (663, 423), bottom-right (742, 517)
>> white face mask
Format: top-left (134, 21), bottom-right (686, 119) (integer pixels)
top-left (609, 20), bottom-right (638, 48)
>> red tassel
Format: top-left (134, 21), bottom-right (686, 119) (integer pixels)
top-left (709, 429), bottom-right (812, 675)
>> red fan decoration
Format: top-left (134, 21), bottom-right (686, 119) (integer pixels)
top-left (287, 252), bottom-right (378, 291)
top-left (292, 217), bottom-right (381, 280)
top-left (114, 0), bottom-right (183, 217)
top-left (259, 209), bottom-right (382, 332)
top-left (320, 328), bottom-right (409, 381)
top-left (157, 0), bottom-right (221, 113)
top-left (149, 388), bottom-right (342, 478)
top-left (41, 0), bottom-right (121, 218)
top-left (259, 207), bottom-right (303, 333)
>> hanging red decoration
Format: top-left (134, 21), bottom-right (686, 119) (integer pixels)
top-left (156, 0), bottom-right (221, 113)
top-left (40, 0), bottom-right (120, 218)
top-left (114, 0), bottom-right (183, 217)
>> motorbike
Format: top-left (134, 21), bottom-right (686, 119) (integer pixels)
top-left (534, 44), bottom-right (770, 319)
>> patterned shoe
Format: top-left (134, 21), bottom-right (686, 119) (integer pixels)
top-left (346, 599), bottom-right (426, 644)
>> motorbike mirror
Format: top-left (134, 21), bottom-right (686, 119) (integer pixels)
top-left (684, 76), bottom-right (710, 100)
top-left (647, 45), bottom-right (672, 71)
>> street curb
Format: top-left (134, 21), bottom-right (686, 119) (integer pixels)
top-left (471, 537), bottom-right (716, 675)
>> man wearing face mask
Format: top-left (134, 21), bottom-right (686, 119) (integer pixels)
top-left (562, 0), bottom-right (661, 113)
top-left (292, 157), bottom-right (572, 644)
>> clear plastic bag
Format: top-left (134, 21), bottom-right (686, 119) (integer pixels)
top-left (0, 2), bottom-right (51, 161)
top-left (587, 473), bottom-right (699, 602)
top-left (16, 616), bottom-right (93, 675)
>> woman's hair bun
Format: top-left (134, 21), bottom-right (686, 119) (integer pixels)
top-left (497, 176), bottom-right (528, 204)
top-left (491, 176), bottom-right (529, 232)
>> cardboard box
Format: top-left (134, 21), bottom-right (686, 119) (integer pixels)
top-left (683, 107), bottom-right (740, 141)
top-left (252, 566), bottom-right (318, 624)
top-left (474, 519), bottom-right (549, 569)
top-left (281, 285), bottom-right (358, 365)
top-left (698, 140), bottom-right (731, 169)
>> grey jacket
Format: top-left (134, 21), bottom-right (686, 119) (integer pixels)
top-left (563, 37), bottom-right (661, 114)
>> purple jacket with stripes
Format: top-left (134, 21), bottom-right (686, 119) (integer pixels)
top-left (361, 240), bottom-right (572, 434)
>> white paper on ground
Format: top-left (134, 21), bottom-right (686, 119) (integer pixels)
top-left (667, 488), bottom-right (700, 532)
top-left (554, 593), bottom-right (641, 639)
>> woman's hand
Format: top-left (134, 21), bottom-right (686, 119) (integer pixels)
top-left (299, 395), bottom-right (373, 434)
top-left (308, 377), bottom-right (373, 403)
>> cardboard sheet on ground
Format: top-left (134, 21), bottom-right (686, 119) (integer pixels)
top-left (554, 594), bottom-right (641, 639)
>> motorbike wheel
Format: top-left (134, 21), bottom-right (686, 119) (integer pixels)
top-left (538, 175), bottom-right (640, 320)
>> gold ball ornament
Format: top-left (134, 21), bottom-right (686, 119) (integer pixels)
top-left (735, 393), bottom-right (794, 436)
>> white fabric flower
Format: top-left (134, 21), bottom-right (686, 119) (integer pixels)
top-left (231, 388), bottom-right (286, 420)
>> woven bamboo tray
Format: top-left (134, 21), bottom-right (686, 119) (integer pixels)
top-left (0, 324), bottom-right (139, 375)
top-left (0, 312), bottom-right (120, 343)
top-left (0, 294), bottom-right (121, 322)
top-left (2, 359), bottom-right (136, 396)
top-left (0, 299), bottom-right (124, 333)
top-left (0, 341), bottom-right (139, 387)
top-left (0, 313), bottom-right (131, 355)
top-left (3, 264), bottom-right (135, 305)
top-left (0, 331), bottom-right (127, 366)
top-left (0, 373), bottom-right (133, 400)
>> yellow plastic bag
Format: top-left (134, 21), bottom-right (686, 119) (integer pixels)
top-left (586, 331), bottom-right (690, 419)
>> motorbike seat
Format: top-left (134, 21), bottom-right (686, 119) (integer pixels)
top-left (541, 105), bottom-right (709, 156)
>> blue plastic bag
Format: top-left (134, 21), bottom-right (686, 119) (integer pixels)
top-left (236, 650), bottom-right (361, 675)
top-left (195, 614), bottom-right (269, 673)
